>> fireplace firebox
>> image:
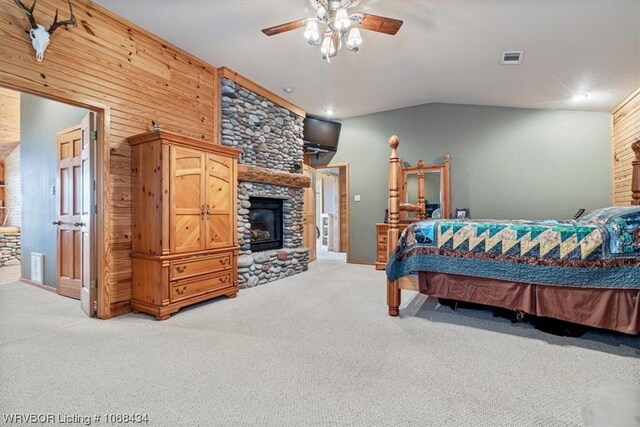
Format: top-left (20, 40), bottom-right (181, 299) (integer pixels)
top-left (249, 197), bottom-right (283, 252)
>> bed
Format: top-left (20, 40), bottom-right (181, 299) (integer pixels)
top-left (384, 135), bottom-right (640, 334)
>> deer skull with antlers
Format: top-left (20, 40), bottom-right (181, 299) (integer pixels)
top-left (15, 0), bottom-right (77, 62)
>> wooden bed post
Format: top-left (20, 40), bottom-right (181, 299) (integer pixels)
top-left (632, 139), bottom-right (640, 206)
top-left (387, 136), bottom-right (402, 316)
top-left (417, 160), bottom-right (426, 221)
top-left (443, 154), bottom-right (451, 219)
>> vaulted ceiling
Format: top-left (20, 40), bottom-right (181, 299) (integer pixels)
top-left (95, 0), bottom-right (640, 119)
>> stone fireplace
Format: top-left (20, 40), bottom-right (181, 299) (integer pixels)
top-left (220, 74), bottom-right (310, 288)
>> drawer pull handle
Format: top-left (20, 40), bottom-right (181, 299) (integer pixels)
top-left (176, 266), bottom-right (187, 273)
top-left (219, 276), bottom-right (229, 283)
top-left (175, 286), bottom-right (187, 295)
top-left (219, 258), bottom-right (228, 265)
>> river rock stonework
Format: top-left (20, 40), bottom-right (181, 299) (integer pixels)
top-left (0, 232), bottom-right (21, 267)
top-left (220, 78), bottom-right (309, 289)
top-left (220, 78), bottom-right (305, 172)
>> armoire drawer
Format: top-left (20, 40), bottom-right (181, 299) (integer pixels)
top-left (170, 271), bottom-right (233, 302)
top-left (170, 253), bottom-right (232, 280)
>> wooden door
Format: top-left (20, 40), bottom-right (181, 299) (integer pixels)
top-left (205, 153), bottom-right (234, 249)
top-left (302, 164), bottom-right (316, 262)
top-left (170, 146), bottom-right (205, 253)
top-left (56, 126), bottom-right (83, 299)
top-left (80, 113), bottom-right (97, 316)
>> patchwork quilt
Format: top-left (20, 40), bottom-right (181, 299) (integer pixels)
top-left (386, 207), bottom-right (640, 288)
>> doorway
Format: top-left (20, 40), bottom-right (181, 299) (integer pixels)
top-left (314, 164), bottom-right (349, 262)
top-left (0, 88), bottom-right (99, 316)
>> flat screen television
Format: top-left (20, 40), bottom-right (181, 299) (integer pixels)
top-left (303, 115), bottom-right (341, 151)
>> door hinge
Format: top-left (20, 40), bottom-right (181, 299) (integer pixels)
top-left (93, 300), bottom-right (98, 313)
top-left (92, 204), bottom-right (98, 215)
top-left (91, 279), bottom-right (97, 288)
top-left (91, 130), bottom-right (98, 141)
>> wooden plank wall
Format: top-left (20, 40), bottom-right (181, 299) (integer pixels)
top-left (0, 87), bottom-right (20, 161)
top-left (0, 0), bottom-right (218, 317)
top-left (612, 88), bottom-right (640, 205)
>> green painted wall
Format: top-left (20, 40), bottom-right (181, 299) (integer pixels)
top-left (325, 103), bottom-right (612, 263)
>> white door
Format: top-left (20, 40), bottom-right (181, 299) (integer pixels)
top-left (80, 112), bottom-right (97, 316)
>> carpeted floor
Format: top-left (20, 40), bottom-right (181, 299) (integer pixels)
top-left (1, 259), bottom-right (638, 426)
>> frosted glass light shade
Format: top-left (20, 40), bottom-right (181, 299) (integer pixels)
top-left (335, 8), bottom-right (351, 30)
top-left (320, 34), bottom-right (336, 56)
top-left (304, 21), bottom-right (320, 43)
top-left (347, 27), bottom-right (363, 49)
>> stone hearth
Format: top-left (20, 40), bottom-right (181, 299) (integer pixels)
top-left (0, 232), bottom-right (21, 267)
top-left (220, 76), bottom-right (309, 289)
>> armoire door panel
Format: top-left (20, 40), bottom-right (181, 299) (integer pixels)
top-left (207, 214), bottom-right (232, 248)
top-left (205, 154), bottom-right (233, 249)
top-left (207, 175), bottom-right (231, 211)
top-left (171, 146), bottom-right (206, 253)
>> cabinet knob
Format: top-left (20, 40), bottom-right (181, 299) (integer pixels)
top-left (220, 276), bottom-right (228, 283)
top-left (73, 222), bottom-right (85, 227)
top-left (52, 220), bottom-right (63, 225)
top-left (219, 258), bottom-right (228, 265)
top-left (175, 286), bottom-right (187, 295)
top-left (176, 265), bottom-right (187, 273)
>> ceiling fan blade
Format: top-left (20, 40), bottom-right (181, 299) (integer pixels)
top-left (262, 19), bottom-right (308, 36)
top-left (357, 13), bottom-right (403, 35)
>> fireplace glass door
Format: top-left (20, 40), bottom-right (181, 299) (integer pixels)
top-left (249, 197), bottom-right (283, 252)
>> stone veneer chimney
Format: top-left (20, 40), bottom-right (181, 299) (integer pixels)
top-left (220, 77), bottom-right (309, 288)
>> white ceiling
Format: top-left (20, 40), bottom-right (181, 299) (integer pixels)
top-left (95, 0), bottom-right (640, 119)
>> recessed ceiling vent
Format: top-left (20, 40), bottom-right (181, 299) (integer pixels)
top-left (501, 51), bottom-right (524, 65)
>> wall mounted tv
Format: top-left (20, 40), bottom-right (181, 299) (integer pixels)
top-left (303, 115), bottom-right (342, 152)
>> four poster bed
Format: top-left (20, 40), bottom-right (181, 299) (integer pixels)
top-left (384, 136), bottom-right (640, 334)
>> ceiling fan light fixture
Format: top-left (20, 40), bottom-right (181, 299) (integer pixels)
top-left (346, 27), bottom-right (363, 50)
top-left (304, 21), bottom-right (320, 43)
top-left (335, 8), bottom-right (351, 30)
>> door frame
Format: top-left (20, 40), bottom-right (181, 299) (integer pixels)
top-left (1, 82), bottom-right (111, 319)
top-left (314, 163), bottom-right (351, 263)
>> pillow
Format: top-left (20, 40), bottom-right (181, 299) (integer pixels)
top-left (580, 207), bottom-right (640, 256)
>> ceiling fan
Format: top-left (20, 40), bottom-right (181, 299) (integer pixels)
top-left (261, 0), bottom-right (403, 61)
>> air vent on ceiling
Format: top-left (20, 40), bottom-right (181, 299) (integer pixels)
top-left (501, 51), bottom-right (524, 65)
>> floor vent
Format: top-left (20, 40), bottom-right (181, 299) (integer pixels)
top-left (31, 253), bottom-right (44, 284)
top-left (501, 51), bottom-right (524, 65)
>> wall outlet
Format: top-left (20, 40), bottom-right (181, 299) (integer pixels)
top-left (354, 195), bottom-right (361, 202)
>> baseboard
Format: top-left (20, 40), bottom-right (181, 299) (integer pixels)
top-left (19, 277), bottom-right (56, 293)
top-left (109, 301), bottom-right (131, 318)
top-left (347, 260), bottom-right (375, 266)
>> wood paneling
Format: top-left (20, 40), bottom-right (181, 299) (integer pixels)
top-left (0, 87), bottom-right (20, 161)
top-left (612, 88), bottom-right (640, 206)
top-left (0, 0), bottom-right (218, 317)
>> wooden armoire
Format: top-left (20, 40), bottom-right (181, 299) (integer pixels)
top-left (128, 130), bottom-right (241, 320)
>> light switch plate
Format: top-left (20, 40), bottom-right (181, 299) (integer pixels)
top-left (354, 195), bottom-right (361, 202)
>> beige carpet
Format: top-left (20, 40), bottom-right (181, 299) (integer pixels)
top-left (1, 259), bottom-right (638, 426)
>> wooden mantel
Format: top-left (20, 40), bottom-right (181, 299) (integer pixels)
top-left (238, 165), bottom-right (310, 188)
